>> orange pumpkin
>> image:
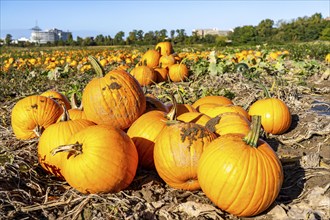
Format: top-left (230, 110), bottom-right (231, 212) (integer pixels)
top-left (177, 112), bottom-right (211, 127)
top-left (145, 94), bottom-right (169, 113)
top-left (82, 56), bottom-right (146, 130)
top-left (154, 122), bottom-right (216, 190)
top-left (38, 109), bottom-right (95, 178)
top-left (248, 97), bottom-right (291, 134)
top-left (141, 49), bottom-right (160, 68)
top-left (130, 65), bottom-right (157, 86)
top-left (11, 95), bottom-right (63, 140)
top-left (153, 67), bottom-right (169, 83)
top-left (205, 112), bottom-right (251, 136)
top-left (155, 41), bottom-right (174, 56)
top-left (192, 95), bottom-right (233, 109)
top-left (159, 54), bottom-right (176, 69)
top-left (203, 104), bottom-right (250, 120)
top-left (198, 115), bottom-right (284, 217)
top-left (168, 63), bottom-right (189, 82)
top-left (52, 125), bottom-right (138, 194)
top-left (67, 93), bottom-right (87, 120)
top-left (40, 90), bottom-right (71, 110)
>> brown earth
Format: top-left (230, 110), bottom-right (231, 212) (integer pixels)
top-left (0, 70), bottom-right (329, 219)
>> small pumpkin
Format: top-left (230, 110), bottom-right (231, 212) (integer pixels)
top-left (155, 41), bottom-right (174, 56)
top-left (82, 56), bottom-right (146, 130)
top-left (177, 112), bottom-right (211, 127)
top-left (51, 125), bottom-right (138, 194)
top-left (11, 95), bottom-right (63, 140)
top-left (130, 65), bottom-right (157, 86)
top-left (159, 54), bottom-right (176, 69)
top-left (198, 115), bottom-right (284, 217)
top-left (154, 122), bottom-right (216, 190)
top-left (168, 63), bottom-right (189, 82)
top-left (203, 104), bottom-right (250, 120)
top-left (141, 49), bottom-right (161, 68)
top-left (248, 97), bottom-right (291, 134)
top-left (153, 67), bottom-right (169, 83)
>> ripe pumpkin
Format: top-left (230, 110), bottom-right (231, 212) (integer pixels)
top-left (67, 93), bottom-right (87, 120)
top-left (159, 54), bottom-right (176, 69)
top-left (168, 63), bottom-right (189, 82)
top-left (198, 115), bottom-right (284, 217)
top-left (155, 41), bottom-right (174, 56)
top-left (205, 112), bottom-right (251, 137)
top-left (130, 65), bottom-right (157, 86)
top-left (154, 122), bottom-right (216, 190)
top-left (145, 94), bottom-right (169, 113)
top-left (192, 95), bottom-right (233, 109)
top-left (51, 125), bottom-right (138, 194)
top-left (248, 97), bottom-right (291, 134)
top-left (38, 109), bottom-right (95, 178)
top-left (154, 67), bottom-right (169, 83)
top-left (11, 95), bottom-right (63, 140)
top-left (82, 56), bottom-right (146, 130)
top-left (203, 104), bottom-right (250, 120)
top-left (168, 103), bottom-right (197, 116)
top-left (127, 110), bottom-right (170, 169)
top-left (141, 49), bottom-right (160, 68)
top-left (177, 112), bottom-right (211, 127)
top-left (40, 89), bottom-right (71, 110)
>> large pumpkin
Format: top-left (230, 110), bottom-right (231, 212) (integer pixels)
top-left (248, 97), bottom-right (291, 134)
top-left (154, 122), bottom-right (216, 190)
top-left (82, 56), bottom-right (146, 129)
top-left (141, 49), bottom-right (160, 68)
top-left (52, 125), bottom-right (138, 194)
top-left (11, 95), bottom-right (63, 140)
top-left (38, 109), bottom-right (95, 178)
top-left (198, 115), bottom-right (283, 217)
top-left (192, 95), bottom-right (233, 109)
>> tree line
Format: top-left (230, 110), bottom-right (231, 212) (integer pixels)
top-left (3, 13), bottom-right (329, 47)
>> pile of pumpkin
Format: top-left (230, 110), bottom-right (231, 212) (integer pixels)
top-left (10, 52), bottom-right (291, 217)
top-left (129, 41), bottom-right (190, 86)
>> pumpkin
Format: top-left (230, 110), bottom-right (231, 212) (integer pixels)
top-left (168, 103), bottom-right (197, 116)
top-left (154, 67), bottom-right (169, 83)
top-left (141, 49), bottom-right (160, 68)
top-left (11, 95), bottom-right (63, 140)
top-left (168, 63), bottom-right (189, 82)
top-left (198, 115), bottom-right (284, 217)
top-left (130, 65), bottom-right (157, 86)
top-left (159, 54), bottom-right (176, 69)
top-left (203, 104), bottom-right (250, 120)
top-left (192, 95), bottom-right (233, 109)
top-left (177, 112), bottom-right (211, 127)
top-left (51, 125), bottom-right (138, 194)
top-left (38, 109), bottom-right (95, 178)
top-left (127, 110), bottom-right (170, 169)
top-left (248, 97), bottom-right (291, 134)
top-left (155, 41), bottom-right (174, 56)
top-left (67, 93), bottom-right (87, 120)
top-left (205, 112), bottom-right (251, 137)
top-left (154, 122), bottom-right (216, 190)
top-left (40, 90), bottom-right (71, 110)
top-left (82, 56), bottom-right (146, 130)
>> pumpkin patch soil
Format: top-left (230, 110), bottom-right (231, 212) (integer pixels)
top-left (0, 70), bottom-right (329, 219)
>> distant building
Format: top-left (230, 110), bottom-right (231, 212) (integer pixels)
top-left (192, 28), bottom-right (233, 38)
top-left (30, 26), bottom-right (71, 44)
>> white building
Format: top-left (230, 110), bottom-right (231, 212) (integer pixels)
top-left (30, 26), bottom-right (71, 44)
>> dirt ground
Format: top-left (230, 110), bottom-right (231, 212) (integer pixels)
top-left (0, 70), bottom-right (329, 220)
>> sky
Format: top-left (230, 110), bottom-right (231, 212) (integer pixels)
top-left (1, 0), bottom-right (329, 40)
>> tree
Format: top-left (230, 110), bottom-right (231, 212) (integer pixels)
top-left (256, 19), bottom-right (274, 42)
top-left (114, 31), bottom-right (125, 45)
top-left (5, 34), bottom-right (12, 45)
top-left (229, 25), bottom-right (257, 44)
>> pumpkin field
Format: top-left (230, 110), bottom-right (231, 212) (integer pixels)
top-left (0, 42), bottom-right (329, 219)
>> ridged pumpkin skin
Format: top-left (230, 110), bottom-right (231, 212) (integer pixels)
top-left (38, 118), bottom-right (95, 178)
top-left (59, 125), bottom-right (138, 194)
top-left (154, 122), bottom-right (216, 190)
top-left (67, 108), bottom-right (87, 120)
top-left (205, 112), bottom-right (251, 137)
top-left (127, 110), bottom-right (169, 169)
top-left (248, 98), bottom-right (291, 134)
top-left (192, 96), bottom-right (233, 109)
top-left (82, 69), bottom-right (146, 130)
top-left (198, 118), bottom-right (283, 217)
top-left (11, 95), bottom-right (63, 140)
top-left (40, 90), bottom-right (71, 110)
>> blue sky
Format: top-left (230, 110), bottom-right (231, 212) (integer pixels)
top-left (1, 0), bottom-right (329, 40)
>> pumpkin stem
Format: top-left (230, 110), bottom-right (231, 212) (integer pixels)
top-left (59, 105), bottom-right (71, 122)
top-left (88, 55), bottom-right (105, 77)
top-left (165, 92), bottom-right (178, 122)
top-left (70, 93), bottom-right (83, 110)
top-left (258, 83), bottom-right (271, 98)
top-left (243, 115), bottom-right (261, 147)
top-left (51, 142), bottom-right (83, 158)
top-left (33, 125), bottom-right (43, 137)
